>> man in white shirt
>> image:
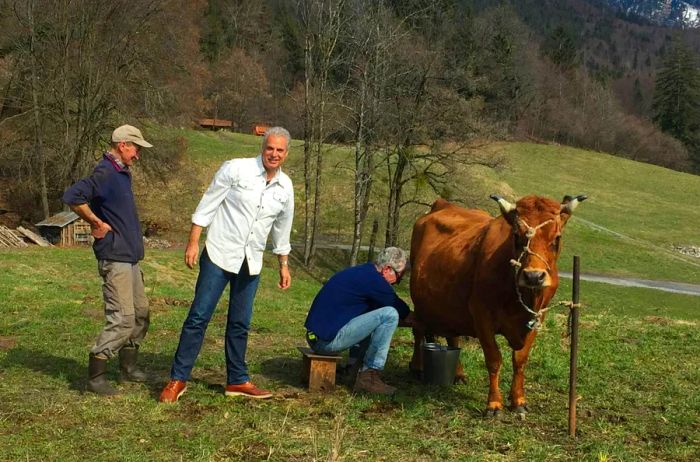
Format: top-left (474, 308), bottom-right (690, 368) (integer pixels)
top-left (160, 127), bottom-right (294, 403)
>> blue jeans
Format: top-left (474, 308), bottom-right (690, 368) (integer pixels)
top-left (309, 307), bottom-right (399, 370)
top-left (170, 248), bottom-right (260, 385)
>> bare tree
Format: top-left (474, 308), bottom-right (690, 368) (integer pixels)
top-left (345, 0), bottom-right (396, 265)
top-left (375, 5), bottom-right (496, 247)
top-left (298, 0), bottom-right (347, 266)
top-left (1, 0), bottom-right (206, 219)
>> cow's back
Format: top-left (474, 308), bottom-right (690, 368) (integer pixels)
top-left (410, 199), bottom-right (492, 336)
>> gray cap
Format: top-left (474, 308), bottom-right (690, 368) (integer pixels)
top-left (111, 124), bottom-right (153, 148)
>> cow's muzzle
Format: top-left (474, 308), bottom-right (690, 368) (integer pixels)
top-left (519, 269), bottom-right (551, 288)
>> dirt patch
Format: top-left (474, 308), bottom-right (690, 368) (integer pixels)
top-left (0, 336), bottom-right (18, 351)
top-left (83, 307), bottom-right (104, 320)
top-left (145, 261), bottom-right (191, 286)
top-left (150, 296), bottom-right (191, 307)
top-left (644, 316), bottom-right (697, 327)
top-left (82, 294), bottom-right (99, 304)
top-left (360, 400), bottom-right (401, 418)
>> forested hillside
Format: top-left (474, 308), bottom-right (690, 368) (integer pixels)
top-left (0, 0), bottom-right (699, 252)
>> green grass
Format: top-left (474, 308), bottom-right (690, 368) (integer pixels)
top-left (4, 133), bottom-right (699, 460)
top-left (1, 248), bottom-right (698, 461)
top-left (493, 142), bottom-right (700, 284)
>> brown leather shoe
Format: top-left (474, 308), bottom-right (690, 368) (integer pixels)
top-left (353, 369), bottom-right (396, 396)
top-left (224, 381), bottom-right (273, 399)
top-left (159, 380), bottom-right (187, 403)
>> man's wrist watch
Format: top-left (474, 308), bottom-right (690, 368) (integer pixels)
top-left (280, 261), bottom-right (288, 266)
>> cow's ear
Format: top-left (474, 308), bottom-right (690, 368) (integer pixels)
top-left (490, 195), bottom-right (518, 226)
top-left (560, 194), bottom-right (587, 225)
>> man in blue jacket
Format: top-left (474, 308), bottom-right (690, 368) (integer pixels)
top-left (63, 124), bottom-right (152, 396)
top-left (304, 247), bottom-right (416, 395)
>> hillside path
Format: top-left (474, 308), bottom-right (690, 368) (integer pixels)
top-left (292, 242), bottom-right (700, 297)
top-left (559, 272), bottom-right (700, 296)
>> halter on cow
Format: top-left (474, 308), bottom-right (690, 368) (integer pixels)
top-left (409, 194), bottom-right (586, 417)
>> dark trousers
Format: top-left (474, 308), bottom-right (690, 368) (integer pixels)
top-left (170, 249), bottom-right (260, 384)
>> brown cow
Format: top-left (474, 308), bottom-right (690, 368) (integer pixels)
top-left (409, 194), bottom-right (586, 417)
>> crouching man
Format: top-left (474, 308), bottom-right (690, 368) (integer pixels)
top-left (304, 247), bottom-right (416, 395)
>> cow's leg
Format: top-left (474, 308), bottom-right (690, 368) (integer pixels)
top-left (409, 326), bottom-right (426, 378)
top-left (510, 329), bottom-right (538, 417)
top-left (446, 336), bottom-right (466, 383)
top-left (477, 335), bottom-right (503, 418)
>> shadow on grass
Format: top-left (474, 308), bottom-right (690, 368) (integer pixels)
top-left (260, 356), bottom-right (306, 388)
top-left (1, 347), bottom-right (88, 392)
top-left (0, 347), bottom-right (178, 396)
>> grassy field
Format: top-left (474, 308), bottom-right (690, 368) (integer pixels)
top-left (0, 247), bottom-right (698, 461)
top-left (136, 130), bottom-right (700, 284)
top-left (2, 134), bottom-right (699, 460)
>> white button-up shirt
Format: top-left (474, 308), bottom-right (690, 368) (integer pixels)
top-left (191, 156), bottom-right (294, 275)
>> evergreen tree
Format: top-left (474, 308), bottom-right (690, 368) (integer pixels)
top-left (542, 25), bottom-right (578, 71)
top-left (652, 40), bottom-right (700, 169)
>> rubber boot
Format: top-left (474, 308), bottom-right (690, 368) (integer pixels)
top-left (118, 347), bottom-right (149, 382)
top-left (87, 354), bottom-right (119, 396)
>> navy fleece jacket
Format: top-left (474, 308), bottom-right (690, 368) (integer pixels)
top-left (304, 263), bottom-right (411, 341)
top-left (63, 154), bottom-right (144, 263)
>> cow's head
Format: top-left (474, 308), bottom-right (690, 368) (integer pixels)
top-left (490, 194), bottom-right (586, 290)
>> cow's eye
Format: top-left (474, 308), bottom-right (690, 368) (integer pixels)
top-left (551, 236), bottom-right (561, 251)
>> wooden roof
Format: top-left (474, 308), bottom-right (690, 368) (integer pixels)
top-left (36, 211), bottom-right (80, 228)
top-left (199, 118), bottom-right (233, 128)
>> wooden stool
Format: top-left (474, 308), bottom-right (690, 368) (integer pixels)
top-left (297, 347), bottom-right (343, 392)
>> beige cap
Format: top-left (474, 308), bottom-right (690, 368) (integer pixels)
top-left (111, 124), bottom-right (153, 148)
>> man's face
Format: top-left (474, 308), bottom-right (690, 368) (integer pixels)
top-left (381, 264), bottom-right (405, 285)
top-left (116, 142), bottom-right (141, 167)
top-left (261, 135), bottom-right (289, 174)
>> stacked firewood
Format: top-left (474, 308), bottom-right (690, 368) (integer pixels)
top-left (0, 226), bottom-right (28, 248)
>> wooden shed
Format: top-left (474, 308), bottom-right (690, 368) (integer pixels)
top-left (35, 211), bottom-right (92, 246)
top-left (252, 124), bottom-right (270, 136)
top-left (199, 118), bottom-right (234, 130)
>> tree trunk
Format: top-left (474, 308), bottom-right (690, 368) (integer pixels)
top-left (350, 65), bottom-right (376, 266)
top-left (303, 31), bottom-right (314, 266)
top-left (384, 147), bottom-right (407, 247)
top-left (28, 0), bottom-right (49, 219)
top-left (366, 218), bottom-right (379, 263)
top-left (309, 95), bottom-right (324, 265)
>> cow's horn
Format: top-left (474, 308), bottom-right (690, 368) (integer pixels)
top-left (490, 194), bottom-right (516, 214)
top-left (561, 194), bottom-right (588, 214)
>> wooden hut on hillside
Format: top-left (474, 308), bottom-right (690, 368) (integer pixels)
top-left (198, 118), bottom-right (235, 130)
top-left (252, 124), bottom-right (270, 136)
top-left (36, 211), bottom-right (92, 246)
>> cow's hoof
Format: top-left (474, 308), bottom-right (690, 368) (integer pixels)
top-left (513, 405), bottom-right (528, 420)
top-left (453, 374), bottom-right (467, 384)
top-left (484, 408), bottom-right (502, 419)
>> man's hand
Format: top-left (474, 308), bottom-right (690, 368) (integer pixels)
top-left (278, 265), bottom-right (291, 290)
top-left (184, 224), bottom-right (203, 269)
top-left (91, 220), bottom-right (112, 239)
top-left (70, 204), bottom-right (111, 239)
top-left (184, 241), bottom-right (199, 269)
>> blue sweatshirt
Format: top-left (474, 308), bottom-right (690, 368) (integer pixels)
top-left (62, 154), bottom-right (144, 263)
top-left (304, 263), bottom-right (411, 341)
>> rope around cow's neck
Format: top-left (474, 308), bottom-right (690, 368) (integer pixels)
top-left (509, 218), bottom-right (554, 330)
